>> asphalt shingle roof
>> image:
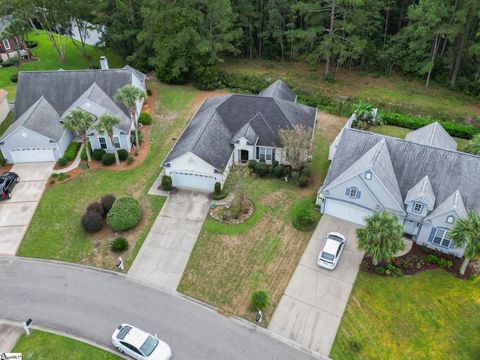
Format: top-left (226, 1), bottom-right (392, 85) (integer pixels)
top-left (405, 176), bottom-right (436, 210)
top-left (405, 122), bottom-right (457, 150)
top-left (259, 79), bottom-right (297, 102)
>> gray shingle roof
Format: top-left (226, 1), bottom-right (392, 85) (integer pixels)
top-left (425, 190), bottom-right (467, 220)
top-left (405, 176), bottom-right (436, 210)
top-left (405, 122), bottom-right (457, 150)
top-left (323, 128), bottom-right (480, 212)
top-left (259, 80), bottom-right (296, 102)
top-left (232, 122), bottom-right (258, 144)
top-left (163, 82), bottom-right (316, 170)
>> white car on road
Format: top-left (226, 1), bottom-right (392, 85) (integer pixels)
top-left (112, 324), bottom-right (173, 360)
top-left (317, 232), bottom-right (346, 270)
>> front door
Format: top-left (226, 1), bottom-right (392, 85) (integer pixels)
top-left (240, 149), bottom-right (249, 163)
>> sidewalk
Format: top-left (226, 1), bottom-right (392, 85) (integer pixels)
top-left (52, 143), bottom-right (83, 174)
top-left (0, 321), bottom-right (22, 352)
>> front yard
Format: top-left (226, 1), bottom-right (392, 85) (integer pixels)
top-left (331, 270), bottom-right (480, 359)
top-left (17, 81), bottom-right (199, 270)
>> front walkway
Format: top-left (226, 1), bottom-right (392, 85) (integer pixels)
top-left (0, 162), bottom-right (53, 255)
top-left (128, 191), bottom-right (211, 290)
top-left (52, 143), bottom-right (83, 174)
top-left (268, 215), bottom-right (364, 358)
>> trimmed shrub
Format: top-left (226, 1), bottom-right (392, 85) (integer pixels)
top-left (273, 165), bottom-right (284, 178)
top-left (250, 290), bottom-right (269, 312)
top-left (81, 211), bottom-right (103, 233)
top-left (248, 160), bottom-right (257, 170)
top-left (425, 254), bottom-right (438, 264)
top-left (291, 199), bottom-right (319, 231)
top-left (64, 142), bottom-right (81, 161)
top-left (0, 152), bottom-right (6, 167)
top-left (255, 162), bottom-right (269, 177)
top-left (117, 149), bottom-right (129, 161)
top-left (92, 149), bottom-right (106, 161)
top-left (110, 237), bottom-right (129, 252)
top-left (294, 208), bottom-right (315, 229)
top-left (87, 202), bottom-right (105, 218)
top-left (10, 74), bottom-right (18, 83)
top-left (100, 194), bottom-right (116, 214)
top-left (107, 196), bottom-right (143, 231)
top-left (126, 156), bottom-right (134, 165)
top-left (212, 191), bottom-right (228, 200)
top-left (214, 182), bottom-right (221, 194)
top-left (101, 153), bottom-right (116, 166)
top-left (57, 157), bottom-right (67, 167)
top-left (302, 165), bottom-right (312, 178)
top-left (375, 266), bottom-right (386, 275)
top-left (146, 88), bottom-right (152, 96)
top-left (0, 57), bottom-right (17, 67)
top-left (138, 112), bottom-right (152, 125)
top-left (298, 175), bottom-right (309, 187)
top-left (291, 171), bottom-right (300, 180)
top-left (161, 175), bottom-right (172, 191)
top-left (272, 160), bottom-right (279, 168)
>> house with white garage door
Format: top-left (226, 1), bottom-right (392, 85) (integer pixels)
top-left (317, 120), bottom-right (480, 257)
top-left (0, 58), bottom-right (145, 163)
top-left (162, 80), bottom-right (317, 191)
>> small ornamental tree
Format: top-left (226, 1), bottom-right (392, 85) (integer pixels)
top-left (115, 85), bottom-right (147, 151)
top-left (450, 211), bottom-right (480, 275)
top-left (63, 108), bottom-right (95, 164)
top-left (161, 175), bottom-right (172, 191)
top-left (278, 125), bottom-right (314, 172)
top-left (93, 114), bottom-right (121, 165)
top-left (357, 211), bottom-right (405, 265)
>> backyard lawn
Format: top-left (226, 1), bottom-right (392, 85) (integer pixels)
top-left (331, 271), bottom-right (480, 360)
top-left (13, 329), bottom-right (121, 360)
top-left (0, 30), bottom-right (123, 100)
top-left (17, 81), bottom-right (199, 270)
top-left (221, 58), bottom-right (480, 123)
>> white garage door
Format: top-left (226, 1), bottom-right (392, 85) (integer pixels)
top-left (10, 147), bottom-right (56, 163)
top-left (172, 171), bottom-right (215, 192)
top-left (324, 199), bottom-right (372, 225)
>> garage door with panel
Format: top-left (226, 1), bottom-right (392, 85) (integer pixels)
top-left (324, 199), bottom-right (372, 225)
top-left (10, 147), bottom-right (56, 163)
top-left (172, 171), bottom-right (215, 191)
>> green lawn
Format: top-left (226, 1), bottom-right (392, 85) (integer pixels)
top-left (17, 81), bottom-right (198, 269)
top-left (370, 124), bottom-right (470, 152)
top-left (13, 329), bottom-right (121, 360)
top-left (221, 58), bottom-right (480, 123)
top-left (0, 31), bottom-right (123, 100)
top-left (0, 111), bottom-right (14, 136)
top-left (331, 271), bottom-right (480, 360)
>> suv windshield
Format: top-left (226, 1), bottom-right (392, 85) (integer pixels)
top-left (140, 335), bottom-right (159, 357)
top-left (321, 252), bottom-right (335, 261)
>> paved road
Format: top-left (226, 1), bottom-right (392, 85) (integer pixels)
top-left (269, 215), bottom-right (363, 357)
top-left (0, 162), bottom-right (53, 255)
top-left (129, 191), bottom-right (210, 290)
top-left (0, 257), bottom-right (315, 360)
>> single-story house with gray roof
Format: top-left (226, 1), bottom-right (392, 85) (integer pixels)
top-left (162, 80), bottom-right (316, 191)
top-left (0, 58), bottom-right (145, 163)
top-left (317, 117), bottom-right (480, 257)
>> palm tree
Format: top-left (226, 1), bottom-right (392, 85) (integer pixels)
top-left (114, 85), bottom-right (146, 152)
top-left (63, 108), bottom-right (95, 164)
top-left (93, 114), bottom-right (121, 165)
top-left (357, 211), bottom-right (405, 265)
top-left (450, 211), bottom-right (480, 275)
top-left (466, 134), bottom-right (480, 155)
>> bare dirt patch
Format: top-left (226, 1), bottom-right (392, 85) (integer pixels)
top-left (316, 111), bottom-right (347, 143)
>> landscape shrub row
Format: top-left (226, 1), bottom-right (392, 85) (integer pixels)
top-left (64, 142), bottom-right (81, 161)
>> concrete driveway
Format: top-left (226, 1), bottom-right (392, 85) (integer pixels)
top-left (128, 191), bottom-right (210, 290)
top-left (0, 162), bottom-right (53, 255)
top-left (269, 215), bottom-right (364, 358)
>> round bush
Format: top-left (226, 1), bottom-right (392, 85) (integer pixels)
top-left (100, 194), bottom-right (116, 214)
top-left (161, 175), bottom-right (172, 191)
top-left (248, 160), bottom-right (257, 170)
top-left (87, 202), bottom-right (105, 218)
top-left (57, 157), bottom-right (67, 167)
top-left (138, 112), bottom-right (152, 125)
top-left (110, 237), bottom-right (129, 253)
top-left (250, 290), bottom-right (269, 311)
top-left (214, 182), bottom-right (221, 194)
top-left (117, 149), bottom-right (129, 161)
top-left (273, 165), bottom-right (284, 178)
top-left (81, 211), bottom-right (104, 233)
top-left (292, 206), bottom-right (317, 231)
top-left (92, 149), bottom-right (106, 161)
top-left (107, 197), bottom-right (143, 231)
top-left (255, 162), bottom-right (269, 177)
top-left (302, 165), bottom-right (312, 178)
top-left (298, 175), bottom-right (309, 187)
top-left (10, 74), bottom-right (18, 83)
top-left (101, 153), bottom-right (116, 166)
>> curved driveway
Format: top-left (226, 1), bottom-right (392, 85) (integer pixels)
top-left (0, 257), bottom-right (315, 360)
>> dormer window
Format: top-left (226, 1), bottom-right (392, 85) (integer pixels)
top-left (446, 215), bottom-right (454, 224)
top-left (413, 202), bottom-right (423, 213)
top-left (365, 171), bottom-right (372, 180)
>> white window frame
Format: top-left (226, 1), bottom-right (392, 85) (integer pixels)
top-left (412, 202), bottom-right (423, 213)
top-left (99, 137), bottom-right (107, 149)
top-left (113, 136), bottom-right (121, 149)
top-left (446, 215), bottom-right (454, 224)
top-left (349, 188), bottom-right (358, 198)
top-left (258, 147), bottom-right (272, 161)
top-left (432, 228), bottom-right (452, 248)
top-left (2, 39), bottom-right (11, 50)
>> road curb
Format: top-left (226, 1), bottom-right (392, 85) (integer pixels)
top-left (0, 319), bottom-right (129, 359)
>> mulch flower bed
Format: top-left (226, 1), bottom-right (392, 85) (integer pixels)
top-left (360, 243), bottom-right (475, 279)
top-left (209, 199), bottom-right (254, 225)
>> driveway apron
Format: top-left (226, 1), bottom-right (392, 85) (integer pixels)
top-left (128, 191), bottom-right (211, 290)
top-left (0, 162), bottom-right (53, 255)
top-left (268, 215), bottom-right (364, 358)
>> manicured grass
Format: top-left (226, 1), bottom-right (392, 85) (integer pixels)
top-left (17, 81), bottom-right (198, 269)
top-left (0, 111), bottom-right (13, 136)
top-left (220, 58), bottom-right (480, 123)
top-left (178, 128), bottom-right (330, 325)
top-left (331, 271), bottom-right (480, 359)
top-left (13, 329), bottom-right (121, 360)
top-left (370, 124), bottom-right (470, 152)
top-left (0, 31), bottom-right (123, 100)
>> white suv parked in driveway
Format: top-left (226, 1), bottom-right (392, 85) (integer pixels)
top-left (317, 232), bottom-right (346, 270)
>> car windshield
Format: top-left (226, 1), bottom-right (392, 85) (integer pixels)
top-left (140, 335), bottom-right (159, 357)
top-left (321, 252), bottom-right (335, 261)
top-left (328, 234), bottom-right (343, 242)
top-left (116, 326), bottom-right (132, 340)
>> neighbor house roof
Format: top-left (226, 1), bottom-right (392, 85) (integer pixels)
top-left (405, 122), bottom-right (457, 151)
top-left (323, 128), bottom-right (480, 212)
top-left (259, 79), bottom-right (297, 102)
top-left (163, 81), bottom-right (316, 170)
top-left (405, 175), bottom-right (436, 210)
